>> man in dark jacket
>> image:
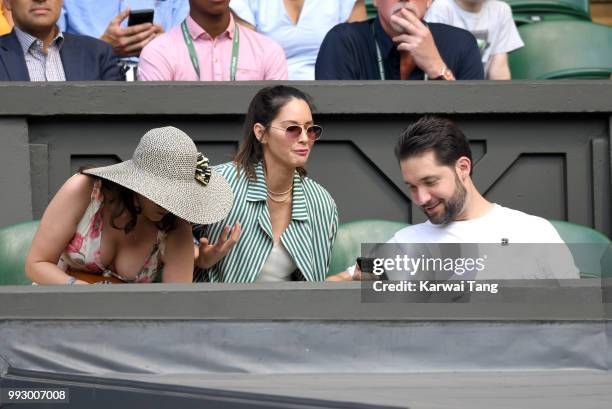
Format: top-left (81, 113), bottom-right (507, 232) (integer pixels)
top-left (315, 0), bottom-right (484, 80)
top-left (0, 0), bottom-right (123, 81)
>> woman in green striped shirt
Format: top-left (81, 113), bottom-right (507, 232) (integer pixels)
top-left (194, 85), bottom-right (338, 282)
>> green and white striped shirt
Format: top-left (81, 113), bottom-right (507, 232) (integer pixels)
top-left (195, 161), bottom-right (338, 282)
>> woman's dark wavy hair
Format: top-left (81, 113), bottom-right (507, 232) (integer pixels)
top-left (234, 85), bottom-right (316, 180)
top-left (79, 169), bottom-right (178, 234)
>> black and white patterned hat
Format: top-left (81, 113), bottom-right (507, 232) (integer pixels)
top-left (84, 126), bottom-right (233, 225)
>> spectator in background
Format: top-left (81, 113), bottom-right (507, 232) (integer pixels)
top-left (229, 0), bottom-right (367, 80)
top-left (138, 0), bottom-right (287, 81)
top-left (0, 2), bottom-right (12, 35)
top-left (59, 1), bottom-right (189, 80)
top-left (315, 0), bottom-right (484, 80)
top-left (58, 1), bottom-right (189, 57)
top-left (26, 127), bottom-right (233, 285)
top-left (194, 86), bottom-right (338, 282)
top-left (328, 116), bottom-right (579, 281)
top-left (0, 0), bottom-right (123, 81)
top-left (426, 0), bottom-right (523, 79)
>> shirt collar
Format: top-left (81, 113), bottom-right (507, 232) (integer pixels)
top-left (246, 162), bottom-right (308, 222)
top-left (13, 25), bottom-right (64, 54)
top-left (186, 13), bottom-right (235, 41)
top-left (373, 16), bottom-right (395, 59)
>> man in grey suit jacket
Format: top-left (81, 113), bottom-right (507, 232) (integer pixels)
top-left (0, 0), bottom-right (123, 81)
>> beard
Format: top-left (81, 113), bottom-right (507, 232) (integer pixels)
top-left (422, 174), bottom-right (467, 226)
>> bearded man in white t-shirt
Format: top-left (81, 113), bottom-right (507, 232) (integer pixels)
top-left (328, 116), bottom-right (579, 281)
top-left (425, 0), bottom-right (523, 79)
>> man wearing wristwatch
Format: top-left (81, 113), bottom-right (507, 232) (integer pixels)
top-left (315, 0), bottom-right (484, 80)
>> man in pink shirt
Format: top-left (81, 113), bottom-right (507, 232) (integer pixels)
top-left (138, 0), bottom-right (287, 81)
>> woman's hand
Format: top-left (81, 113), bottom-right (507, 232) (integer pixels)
top-left (196, 221), bottom-right (241, 269)
top-left (325, 271), bottom-right (353, 281)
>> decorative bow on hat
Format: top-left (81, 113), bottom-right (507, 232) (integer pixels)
top-left (195, 153), bottom-right (212, 186)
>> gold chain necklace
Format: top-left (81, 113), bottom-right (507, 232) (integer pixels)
top-left (267, 192), bottom-right (291, 203)
top-left (268, 183), bottom-right (293, 196)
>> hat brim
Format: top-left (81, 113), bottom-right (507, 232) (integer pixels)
top-left (84, 160), bottom-right (233, 225)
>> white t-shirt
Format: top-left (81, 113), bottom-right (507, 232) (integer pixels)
top-left (349, 204), bottom-right (579, 279)
top-left (385, 204), bottom-right (579, 279)
top-left (230, 0), bottom-right (356, 80)
top-left (390, 204), bottom-right (562, 244)
top-left (425, 0), bottom-right (523, 76)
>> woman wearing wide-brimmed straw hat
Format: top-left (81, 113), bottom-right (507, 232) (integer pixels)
top-left (194, 85), bottom-right (338, 282)
top-left (26, 127), bottom-right (233, 284)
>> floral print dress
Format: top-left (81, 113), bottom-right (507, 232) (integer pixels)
top-left (58, 180), bottom-right (166, 283)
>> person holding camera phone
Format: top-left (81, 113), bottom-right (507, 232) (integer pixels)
top-left (58, 1), bottom-right (190, 57)
top-left (327, 116), bottom-right (578, 281)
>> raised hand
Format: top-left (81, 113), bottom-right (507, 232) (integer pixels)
top-left (196, 221), bottom-right (241, 269)
top-left (100, 9), bottom-right (162, 57)
top-left (390, 9), bottom-right (452, 80)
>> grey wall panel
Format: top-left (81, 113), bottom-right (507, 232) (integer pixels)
top-left (592, 139), bottom-right (611, 235)
top-left (0, 118), bottom-right (32, 226)
top-left (29, 143), bottom-right (48, 220)
top-left (307, 143), bottom-right (410, 222)
top-left (487, 155), bottom-right (567, 221)
top-left (0, 281), bottom-right (606, 321)
top-left (0, 82), bottom-right (610, 115)
top-left (19, 115), bottom-right (612, 233)
top-left (0, 320), bottom-right (608, 375)
top-left (0, 84), bottom-right (609, 236)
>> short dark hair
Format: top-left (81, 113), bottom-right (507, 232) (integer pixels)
top-left (234, 85), bottom-right (316, 180)
top-left (394, 116), bottom-right (473, 175)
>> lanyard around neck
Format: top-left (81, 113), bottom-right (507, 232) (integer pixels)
top-left (371, 22), bottom-right (386, 80)
top-left (371, 21), bottom-right (429, 81)
top-left (181, 19), bottom-right (240, 81)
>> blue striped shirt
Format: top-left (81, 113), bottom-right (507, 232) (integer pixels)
top-left (195, 161), bottom-right (338, 282)
top-left (13, 26), bottom-right (66, 81)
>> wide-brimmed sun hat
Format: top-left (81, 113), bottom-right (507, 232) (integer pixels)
top-left (83, 126), bottom-right (233, 225)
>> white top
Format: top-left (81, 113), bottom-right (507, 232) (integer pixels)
top-left (389, 204), bottom-right (563, 244)
top-left (350, 204), bottom-right (579, 279)
top-left (256, 241), bottom-right (297, 282)
top-left (425, 0), bottom-right (523, 76)
top-left (230, 0), bottom-right (356, 80)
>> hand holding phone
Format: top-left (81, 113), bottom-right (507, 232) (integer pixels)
top-left (355, 257), bottom-right (380, 281)
top-left (128, 9), bottom-right (154, 26)
top-left (101, 9), bottom-right (161, 57)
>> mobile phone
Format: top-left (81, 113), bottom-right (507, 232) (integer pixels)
top-left (356, 257), bottom-right (375, 273)
top-left (127, 9), bottom-right (155, 26)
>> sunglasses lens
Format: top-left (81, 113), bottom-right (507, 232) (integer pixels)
top-left (307, 126), bottom-right (322, 140)
top-left (285, 125), bottom-right (302, 139)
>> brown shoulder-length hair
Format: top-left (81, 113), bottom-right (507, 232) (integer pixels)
top-left (79, 169), bottom-right (178, 234)
top-left (234, 85), bottom-right (316, 180)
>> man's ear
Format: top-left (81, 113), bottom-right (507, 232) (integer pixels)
top-left (254, 123), bottom-right (266, 143)
top-left (3, 0), bottom-right (11, 12)
top-left (456, 156), bottom-right (472, 180)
